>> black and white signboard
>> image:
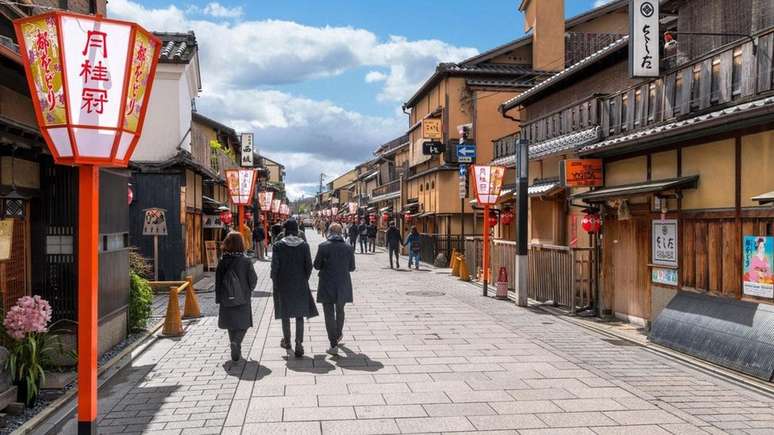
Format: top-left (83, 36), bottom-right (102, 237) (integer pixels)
top-left (629, 0), bottom-right (659, 77)
top-left (652, 219), bottom-right (678, 267)
top-left (240, 132), bottom-right (254, 167)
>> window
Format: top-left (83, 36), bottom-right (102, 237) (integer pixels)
top-left (634, 89), bottom-right (642, 127)
top-left (690, 64), bottom-right (701, 110)
top-left (732, 48), bottom-right (742, 97)
top-left (710, 57), bottom-right (720, 103)
top-left (647, 83), bottom-right (657, 121)
top-left (674, 75), bottom-right (683, 115)
top-left (621, 93), bottom-right (629, 130)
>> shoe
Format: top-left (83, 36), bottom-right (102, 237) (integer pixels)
top-left (326, 346), bottom-right (338, 356)
top-left (336, 334), bottom-right (343, 345)
top-left (280, 338), bottom-right (291, 350)
top-left (294, 343), bottom-right (304, 358)
top-left (230, 342), bottom-right (240, 362)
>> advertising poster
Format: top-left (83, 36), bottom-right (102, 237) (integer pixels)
top-left (743, 235), bottom-right (774, 298)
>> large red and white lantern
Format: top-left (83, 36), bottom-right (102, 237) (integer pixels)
top-left (225, 169), bottom-right (257, 232)
top-left (15, 12), bottom-right (161, 166)
top-left (471, 165), bottom-right (506, 295)
top-left (258, 191), bottom-right (274, 212)
top-left (271, 199), bottom-right (281, 214)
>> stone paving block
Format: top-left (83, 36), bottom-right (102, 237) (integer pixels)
top-left (489, 400), bottom-right (563, 415)
top-left (395, 416), bottom-right (476, 433)
top-left (446, 390), bottom-right (515, 403)
top-left (407, 380), bottom-right (472, 392)
top-left (383, 391), bottom-right (451, 405)
top-left (246, 394), bottom-right (318, 409)
top-left (348, 382), bottom-right (410, 394)
top-left (537, 411), bottom-right (618, 428)
top-left (603, 409), bottom-right (686, 425)
top-left (467, 413), bottom-right (547, 430)
top-left (422, 402), bottom-right (496, 417)
top-left (518, 428), bottom-right (596, 435)
top-left (508, 388), bottom-right (577, 401)
top-left (285, 383), bottom-right (349, 396)
top-left (317, 393), bottom-right (385, 407)
top-left (355, 404), bottom-right (428, 419)
top-left (241, 421), bottom-right (321, 434)
top-left (321, 418), bottom-right (401, 434)
top-left (565, 386), bottom-right (635, 399)
top-left (552, 398), bottom-right (628, 412)
top-left (283, 406), bottom-right (356, 421)
top-left (591, 424), bottom-right (674, 434)
top-left (244, 407), bottom-right (283, 423)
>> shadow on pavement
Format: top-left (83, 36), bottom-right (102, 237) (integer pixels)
top-left (283, 352), bottom-right (337, 375)
top-left (331, 345), bottom-right (384, 372)
top-left (221, 360), bottom-right (272, 381)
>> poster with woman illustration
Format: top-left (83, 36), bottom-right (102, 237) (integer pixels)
top-left (743, 235), bottom-right (774, 299)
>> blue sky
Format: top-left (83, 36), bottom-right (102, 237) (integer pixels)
top-left (111, 0), bottom-right (607, 198)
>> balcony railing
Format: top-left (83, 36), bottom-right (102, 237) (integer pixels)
top-left (600, 27), bottom-right (774, 139)
top-left (493, 133), bottom-right (519, 160)
top-left (210, 149), bottom-right (238, 177)
top-left (522, 95), bottom-right (602, 144)
top-left (372, 179), bottom-right (400, 197)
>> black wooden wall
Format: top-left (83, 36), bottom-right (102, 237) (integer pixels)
top-left (99, 169), bottom-right (130, 320)
top-left (129, 171), bottom-right (184, 281)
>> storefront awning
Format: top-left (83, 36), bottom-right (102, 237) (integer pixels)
top-left (202, 195), bottom-right (228, 213)
top-left (369, 190), bottom-right (401, 203)
top-left (402, 202), bottom-right (420, 213)
top-left (572, 175), bottom-right (699, 202)
top-left (415, 212), bottom-right (434, 219)
top-left (379, 206), bottom-right (393, 212)
top-left (752, 191), bottom-right (774, 205)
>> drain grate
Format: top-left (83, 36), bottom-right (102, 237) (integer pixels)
top-left (406, 291), bottom-right (445, 297)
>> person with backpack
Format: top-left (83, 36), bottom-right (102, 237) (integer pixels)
top-left (314, 223), bottom-right (356, 356)
top-left (385, 221), bottom-right (403, 269)
top-left (366, 220), bottom-right (377, 253)
top-left (215, 232), bottom-right (258, 362)
top-left (271, 219), bottom-right (318, 357)
top-left (406, 226), bottom-right (422, 270)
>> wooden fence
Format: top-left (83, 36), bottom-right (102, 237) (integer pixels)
top-left (463, 238), bottom-right (594, 311)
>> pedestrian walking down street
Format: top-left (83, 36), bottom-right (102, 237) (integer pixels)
top-left (215, 232), bottom-right (258, 362)
top-left (313, 223), bottom-right (356, 356)
top-left (253, 220), bottom-right (266, 261)
top-left (367, 221), bottom-right (377, 253)
top-left (406, 226), bottom-right (422, 270)
top-left (347, 221), bottom-right (358, 250)
top-left (358, 219), bottom-right (368, 254)
top-left (268, 223), bottom-right (283, 255)
top-left (386, 221), bottom-right (403, 269)
top-left (270, 219), bottom-right (318, 357)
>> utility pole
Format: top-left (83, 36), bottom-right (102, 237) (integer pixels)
top-left (515, 138), bottom-right (529, 307)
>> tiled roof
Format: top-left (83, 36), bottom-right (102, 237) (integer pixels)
top-left (531, 126), bottom-right (600, 159)
top-left (441, 62), bottom-right (535, 75)
top-left (466, 78), bottom-right (533, 88)
top-left (154, 32), bottom-right (197, 64)
top-left (490, 126), bottom-right (599, 167)
top-left (528, 180), bottom-right (562, 197)
top-left (0, 35), bottom-right (19, 54)
top-left (580, 96), bottom-right (774, 154)
top-left (501, 35), bottom-right (629, 111)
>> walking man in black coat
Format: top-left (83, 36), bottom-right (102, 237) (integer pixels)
top-left (347, 221), bottom-right (358, 249)
top-left (314, 223), bottom-right (356, 356)
top-left (385, 221), bottom-right (404, 269)
top-left (358, 219), bottom-right (368, 254)
top-left (271, 219), bottom-right (318, 357)
top-left (366, 221), bottom-right (377, 253)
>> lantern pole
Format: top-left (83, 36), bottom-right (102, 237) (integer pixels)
top-left (483, 204), bottom-right (490, 297)
top-left (78, 165), bottom-right (99, 434)
top-left (239, 204), bottom-right (245, 235)
top-left (515, 139), bottom-right (529, 307)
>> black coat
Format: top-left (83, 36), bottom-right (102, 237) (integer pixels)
top-left (271, 235), bottom-right (319, 319)
top-left (254, 226), bottom-right (265, 241)
top-left (366, 224), bottom-right (377, 238)
top-left (215, 253), bottom-right (257, 330)
top-left (347, 224), bottom-right (359, 242)
top-left (386, 227), bottom-right (403, 248)
top-left (314, 235), bottom-right (356, 304)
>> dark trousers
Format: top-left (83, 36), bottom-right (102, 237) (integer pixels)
top-left (281, 317), bottom-right (304, 343)
top-left (368, 237), bottom-right (376, 252)
top-left (349, 237), bottom-right (357, 249)
top-left (323, 303), bottom-right (346, 347)
top-left (388, 246), bottom-right (400, 268)
top-left (228, 329), bottom-right (247, 347)
top-left (359, 237), bottom-right (367, 253)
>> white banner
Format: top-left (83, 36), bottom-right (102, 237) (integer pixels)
top-left (630, 0), bottom-right (659, 77)
top-left (240, 132), bottom-right (254, 167)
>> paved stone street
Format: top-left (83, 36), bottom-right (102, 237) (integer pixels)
top-left (64, 231), bottom-right (774, 434)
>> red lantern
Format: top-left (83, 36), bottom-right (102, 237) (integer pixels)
top-left (127, 186), bottom-right (134, 205)
top-left (581, 213), bottom-right (601, 233)
top-left (500, 209), bottom-right (514, 225)
top-left (488, 214), bottom-right (499, 227)
top-left (220, 211), bottom-right (233, 225)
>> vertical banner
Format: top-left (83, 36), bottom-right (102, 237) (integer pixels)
top-left (743, 236), bottom-right (774, 299)
top-left (240, 132), bottom-right (254, 167)
top-left (629, 0), bottom-right (659, 78)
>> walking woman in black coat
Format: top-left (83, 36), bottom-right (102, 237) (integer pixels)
top-left (215, 232), bottom-right (257, 361)
top-left (271, 219), bottom-right (318, 357)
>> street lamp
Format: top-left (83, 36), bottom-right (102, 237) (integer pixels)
top-left (471, 164), bottom-right (505, 297)
top-left (13, 11), bottom-right (161, 434)
top-left (258, 190), bottom-right (274, 246)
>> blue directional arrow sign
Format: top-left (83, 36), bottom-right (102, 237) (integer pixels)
top-left (457, 143), bottom-right (476, 163)
top-left (458, 165), bottom-right (467, 177)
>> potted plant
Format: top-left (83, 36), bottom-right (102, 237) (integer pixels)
top-left (2, 295), bottom-right (56, 407)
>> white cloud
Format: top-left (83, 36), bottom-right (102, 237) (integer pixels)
top-left (108, 0), bottom-right (477, 199)
top-left (593, 0), bottom-right (615, 7)
top-left (202, 2), bottom-right (243, 18)
top-left (365, 71), bottom-right (387, 83)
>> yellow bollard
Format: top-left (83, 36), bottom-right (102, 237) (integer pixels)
top-left (161, 285), bottom-right (185, 337)
top-left (451, 254), bottom-right (461, 277)
top-left (458, 256), bottom-right (471, 282)
top-left (182, 276), bottom-right (202, 319)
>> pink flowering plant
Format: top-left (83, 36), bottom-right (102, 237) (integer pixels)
top-left (2, 295), bottom-right (60, 407)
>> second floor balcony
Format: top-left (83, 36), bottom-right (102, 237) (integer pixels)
top-left (371, 179), bottom-right (401, 202)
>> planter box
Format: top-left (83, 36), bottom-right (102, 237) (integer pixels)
top-left (0, 386), bottom-right (17, 412)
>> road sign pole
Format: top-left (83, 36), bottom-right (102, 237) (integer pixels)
top-left (153, 235), bottom-right (159, 281)
top-left (515, 139), bottom-right (529, 307)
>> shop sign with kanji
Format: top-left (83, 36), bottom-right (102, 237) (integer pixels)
top-left (14, 12), bottom-right (161, 166)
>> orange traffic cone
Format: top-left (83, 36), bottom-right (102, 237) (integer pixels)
top-left (458, 255), bottom-right (471, 282)
top-left (449, 249), bottom-right (458, 269)
top-left (451, 253), bottom-right (461, 277)
top-left (182, 276), bottom-right (202, 319)
top-left (162, 285), bottom-right (184, 337)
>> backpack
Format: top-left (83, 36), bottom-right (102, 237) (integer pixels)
top-left (410, 237), bottom-right (422, 253)
top-left (220, 264), bottom-right (246, 307)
